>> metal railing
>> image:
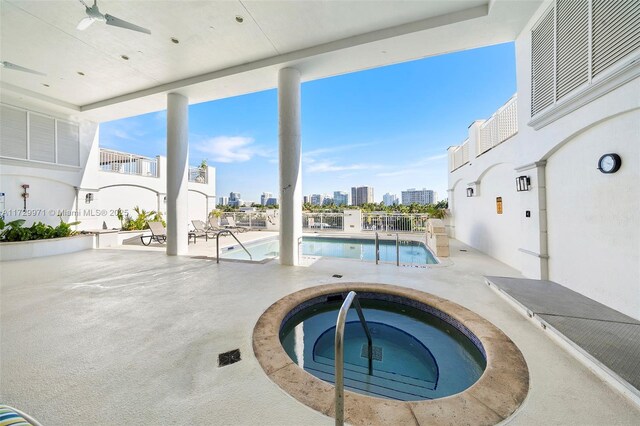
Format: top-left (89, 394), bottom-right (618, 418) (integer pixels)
top-left (362, 213), bottom-right (429, 233)
top-left (335, 291), bottom-right (373, 426)
top-left (303, 212), bottom-right (344, 230)
top-left (215, 229), bottom-right (252, 262)
top-left (98, 148), bottom-right (158, 177)
top-left (189, 166), bottom-right (208, 183)
top-left (478, 94), bottom-right (518, 156)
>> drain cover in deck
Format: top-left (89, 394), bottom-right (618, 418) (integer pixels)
top-left (218, 349), bottom-right (241, 367)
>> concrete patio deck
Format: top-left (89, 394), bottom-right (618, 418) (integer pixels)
top-left (1, 237), bottom-right (639, 425)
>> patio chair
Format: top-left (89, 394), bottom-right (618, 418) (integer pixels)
top-left (191, 219), bottom-right (216, 241)
top-left (224, 216), bottom-right (249, 233)
top-left (207, 216), bottom-right (226, 232)
top-left (140, 221), bottom-right (167, 246)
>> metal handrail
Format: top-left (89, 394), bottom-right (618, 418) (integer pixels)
top-left (374, 232), bottom-right (380, 264)
top-left (396, 233), bottom-right (400, 266)
top-left (335, 291), bottom-right (373, 426)
top-left (215, 230), bottom-right (252, 263)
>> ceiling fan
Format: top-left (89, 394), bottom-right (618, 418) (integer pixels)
top-left (0, 61), bottom-right (46, 76)
top-left (77, 0), bottom-right (151, 35)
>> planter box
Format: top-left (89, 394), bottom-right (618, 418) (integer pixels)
top-left (0, 234), bottom-right (95, 261)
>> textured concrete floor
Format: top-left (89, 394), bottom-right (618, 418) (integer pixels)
top-left (1, 238), bottom-right (639, 425)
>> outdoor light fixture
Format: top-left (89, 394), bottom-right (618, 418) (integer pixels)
top-left (516, 176), bottom-right (531, 192)
top-left (21, 184), bottom-right (29, 210)
top-left (466, 187), bottom-right (474, 197)
top-left (163, 196), bottom-right (167, 203)
top-left (85, 193), bottom-right (94, 203)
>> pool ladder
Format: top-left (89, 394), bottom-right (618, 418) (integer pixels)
top-left (334, 291), bottom-right (373, 426)
top-left (375, 232), bottom-right (401, 266)
top-left (215, 230), bottom-right (252, 263)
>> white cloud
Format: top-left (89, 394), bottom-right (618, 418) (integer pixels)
top-left (192, 136), bottom-right (271, 163)
top-left (307, 161), bottom-right (377, 173)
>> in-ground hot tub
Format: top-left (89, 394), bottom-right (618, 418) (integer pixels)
top-left (253, 283), bottom-right (529, 425)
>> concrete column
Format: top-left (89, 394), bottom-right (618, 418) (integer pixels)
top-left (278, 68), bottom-right (302, 266)
top-left (166, 93), bottom-right (189, 255)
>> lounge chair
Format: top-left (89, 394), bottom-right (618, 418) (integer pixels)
top-left (191, 220), bottom-right (216, 241)
top-left (207, 216), bottom-right (225, 232)
top-left (141, 221), bottom-right (167, 246)
top-left (224, 216), bottom-right (249, 233)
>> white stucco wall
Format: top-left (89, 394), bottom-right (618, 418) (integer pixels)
top-left (448, 1), bottom-right (640, 319)
top-left (546, 110), bottom-right (640, 318)
top-left (1, 99), bottom-right (216, 233)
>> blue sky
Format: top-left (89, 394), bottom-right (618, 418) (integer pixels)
top-left (100, 42), bottom-right (516, 203)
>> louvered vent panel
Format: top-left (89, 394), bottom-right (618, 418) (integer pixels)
top-left (592, 0), bottom-right (640, 76)
top-left (29, 114), bottom-right (55, 163)
top-left (556, 0), bottom-right (589, 99)
top-left (56, 121), bottom-right (79, 166)
top-left (531, 7), bottom-right (555, 116)
top-left (0, 105), bottom-right (27, 159)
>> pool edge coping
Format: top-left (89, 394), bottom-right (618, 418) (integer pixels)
top-left (252, 282), bottom-right (530, 426)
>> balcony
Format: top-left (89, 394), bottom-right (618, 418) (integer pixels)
top-left (99, 148), bottom-right (158, 177)
top-left (449, 94), bottom-right (518, 172)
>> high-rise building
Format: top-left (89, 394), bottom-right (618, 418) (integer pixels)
top-left (265, 197), bottom-right (278, 206)
top-left (322, 196), bottom-right (334, 206)
top-left (229, 192), bottom-right (243, 207)
top-left (401, 188), bottom-right (437, 205)
top-left (333, 191), bottom-right (349, 206)
top-left (303, 195), bottom-right (310, 204)
top-left (310, 194), bottom-right (324, 206)
top-left (383, 193), bottom-right (399, 206)
top-left (260, 192), bottom-right (273, 206)
top-left (218, 196), bottom-right (229, 206)
top-left (351, 186), bottom-right (374, 206)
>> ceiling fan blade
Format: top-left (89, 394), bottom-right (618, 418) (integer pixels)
top-left (77, 16), bottom-right (95, 30)
top-left (1, 61), bottom-right (46, 76)
top-left (105, 14), bottom-right (151, 34)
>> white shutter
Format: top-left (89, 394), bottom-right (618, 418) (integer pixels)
top-left (56, 121), bottom-right (80, 166)
top-left (556, 0), bottom-right (589, 99)
top-left (531, 7), bottom-right (555, 116)
top-left (592, 0), bottom-right (640, 76)
top-left (0, 105), bottom-right (28, 159)
top-left (29, 113), bottom-right (55, 163)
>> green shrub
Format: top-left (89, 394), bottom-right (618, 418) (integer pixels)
top-left (0, 218), bottom-right (79, 242)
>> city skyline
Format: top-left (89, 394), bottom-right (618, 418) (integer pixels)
top-left (100, 43), bottom-right (516, 202)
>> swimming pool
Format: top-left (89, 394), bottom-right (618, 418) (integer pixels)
top-left (220, 236), bottom-right (437, 264)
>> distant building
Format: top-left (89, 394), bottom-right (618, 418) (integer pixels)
top-left (218, 196), bottom-right (229, 206)
top-left (260, 192), bottom-right (273, 206)
top-left (310, 194), bottom-right (324, 206)
top-left (322, 197), bottom-right (334, 206)
top-left (265, 197), bottom-right (278, 206)
top-left (383, 193), bottom-right (399, 206)
top-left (351, 186), bottom-right (374, 206)
top-left (333, 191), bottom-right (349, 206)
top-left (401, 188), bottom-right (437, 205)
top-left (229, 192), bottom-right (243, 207)
top-left (303, 195), bottom-right (310, 204)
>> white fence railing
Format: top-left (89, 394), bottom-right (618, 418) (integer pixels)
top-left (189, 166), bottom-right (208, 184)
top-left (478, 94), bottom-right (518, 155)
top-left (99, 148), bottom-right (158, 177)
top-left (303, 213), bottom-right (344, 230)
top-left (450, 139), bottom-right (469, 172)
top-left (362, 213), bottom-right (430, 232)
top-left (214, 211), bottom-right (430, 233)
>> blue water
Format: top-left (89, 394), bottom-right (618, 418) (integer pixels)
top-left (280, 298), bottom-right (486, 401)
top-left (221, 236), bottom-right (437, 264)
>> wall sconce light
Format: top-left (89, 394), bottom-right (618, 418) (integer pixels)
top-left (163, 196), bottom-right (167, 203)
top-left (85, 193), bottom-right (94, 203)
top-left (21, 184), bottom-right (30, 210)
top-left (516, 176), bottom-right (531, 192)
top-left (466, 187), bottom-right (474, 197)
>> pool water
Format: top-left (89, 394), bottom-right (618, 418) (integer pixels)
top-left (220, 236), bottom-right (437, 264)
top-left (280, 298), bottom-right (486, 401)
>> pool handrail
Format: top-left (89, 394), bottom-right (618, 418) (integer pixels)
top-left (215, 230), bottom-right (253, 263)
top-left (335, 291), bottom-right (373, 426)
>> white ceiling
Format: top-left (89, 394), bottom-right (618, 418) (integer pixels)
top-left (0, 0), bottom-right (541, 122)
